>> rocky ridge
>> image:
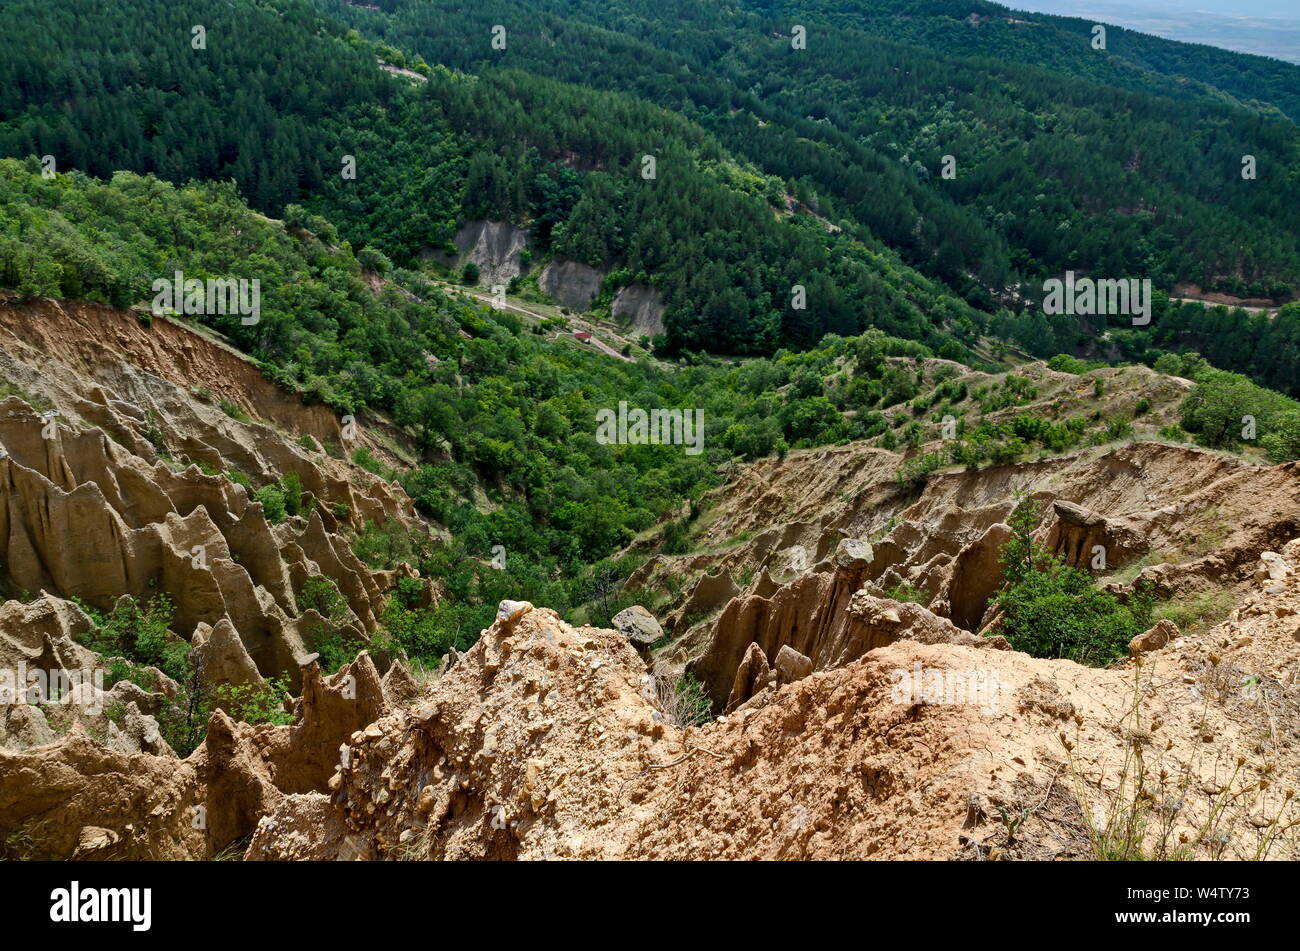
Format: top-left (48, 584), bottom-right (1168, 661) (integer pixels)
top-left (247, 539), bottom-right (1300, 860)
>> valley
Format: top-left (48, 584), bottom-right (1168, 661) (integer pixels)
top-left (0, 0), bottom-right (1298, 876)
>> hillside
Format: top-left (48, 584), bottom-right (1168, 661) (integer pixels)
top-left (2, 176), bottom-right (1299, 862)
top-left (3, 0), bottom-right (1300, 879)
top-left (3, 0), bottom-right (1299, 372)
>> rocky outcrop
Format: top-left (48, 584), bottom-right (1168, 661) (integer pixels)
top-left (688, 562), bottom-right (863, 708)
top-left (0, 726), bottom-right (206, 860)
top-left (633, 440), bottom-right (1300, 696)
top-left (667, 571), bottom-right (740, 632)
top-left (611, 284), bottom-right (665, 337)
top-left (248, 551), bottom-right (1300, 861)
top-left (1128, 618), bottom-right (1179, 656)
top-left (1044, 499), bottom-right (1145, 571)
top-left (686, 529), bottom-right (1010, 710)
top-left (940, 522), bottom-right (1011, 631)
top-left (250, 603), bottom-right (663, 860)
top-left (0, 297), bottom-right (421, 530)
top-left (430, 221), bottom-right (530, 286)
top-left (0, 295), bottom-right (442, 698)
top-left (539, 259), bottom-right (602, 311)
top-left (0, 403), bottom-right (398, 687)
top-left (0, 652), bottom-right (399, 859)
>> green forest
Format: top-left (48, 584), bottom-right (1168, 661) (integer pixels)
top-left (2, 0), bottom-right (1298, 373)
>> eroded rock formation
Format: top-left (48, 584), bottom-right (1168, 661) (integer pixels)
top-left (0, 653), bottom-right (402, 859)
top-left (247, 548), bottom-right (1300, 860)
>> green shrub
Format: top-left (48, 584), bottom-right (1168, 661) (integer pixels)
top-left (357, 246), bottom-right (393, 274)
top-left (666, 672), bottom-right (713, 728)
top-left (379, 598), bottom-right (487, 663)
top-left (1047, 354), bottom-right (1098, 374)
top-left (1181, 368), bottom-right (1299, 450)
top-left (991, 499), bottom-right (1153, 666)
top-left (280, 471), bottom-right (307, 517)
top-left (351, 520), bottom-right (423, 570)
top-left (895, 451), bottom-right (946, 490)
top-left (213, 676), bottom-right (294, 726)
top-left (76, 594), bottom-right (187, 683)
top-left (1262, 410), bottom-right (1300, 463)
top-left (352, 447), bottom-right (397, 480)
top-left (219, 399), bottom-right (252, 423)
top-left (312, 629), bottom-right (370, 674)
top-left (883, 580), bottom-right (931, 606)
top-left (298, 576), bottom-right (348, 620)
top-left (254, 483), bottom-right (287, 523)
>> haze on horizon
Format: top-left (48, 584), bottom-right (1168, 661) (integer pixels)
top-left (1007, 0), bottom-right (1300, 63)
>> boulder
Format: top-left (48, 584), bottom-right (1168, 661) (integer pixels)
top-left (1255, 552), bottom-right (1290, 585)
top-left (1129, 619), bottom-right (1179, 656)
top-left (943, 522), bottom-right (1011, 632)
top-left (774, 645), bottom-right (814, 685)
top-left (497, 600), bottom-right (533, 625)
top-left (726, 642), bottom-right (774, 712)
top-left (611, 605), bottom-right (664, 650)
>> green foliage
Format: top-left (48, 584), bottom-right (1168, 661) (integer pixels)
top-left (280, 471), bottom-right (306, 517)
top-left (3, 0), bottom-right (1300, 377)
top-left (1153, 351), bottom-right (1211, 381)
top-left (350, 520), bottom-right (426, 571)
top-left (312, 629), bottom-right (370, 675)
top-left (883, 580), bottom-right (931, 607)
top-left (213, 676), bottom-right (294, 726)
top-left (0, 379), bottom-right (54, 412)
top-left (253, 483), bottom-right (287, 524)
top-left (1262, 411), bottom-right (1300, 463)
top-left (71, 593), bottom-right (218, 755)
top-left (297, 576), bottom-right (363, 672)
top-left (992, 498), bottom-right (1153, 666)
top-left (670, 672), bottom-right (713, 729)
top-left (75, 594), bottom-right (187, 683)
top-left (330, 0), bottom-right (1300, 322)
top-left (298, 576), bottom-right (348, 621)
top-left (895, 451), bottom-right (946, 490)
top-left (219, 400), bottom-right (252, 424)
top-left (356, 246), bottom-right (393, 275)
top-left (379, 598), bottom-right (487, 662)
top-left (1181, 368), bottom-right (1300, 453)
top-left (1047, 354), bottom-right (1101, 375)
top-left (352, 448), bottom-right (397, 480)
